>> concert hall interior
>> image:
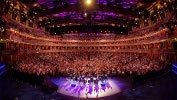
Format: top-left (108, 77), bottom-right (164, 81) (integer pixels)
top-left (0, 0), bottom-right (177, 100)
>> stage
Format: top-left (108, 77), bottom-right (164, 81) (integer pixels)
top-left (49, 77), bottom-right (127, 98)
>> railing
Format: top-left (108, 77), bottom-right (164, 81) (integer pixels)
top-left (3, 37), bottom-right (175, 55)
top-left (3, 10), bottom-right (175, 41)
top-left (6, 27), bottom-right (170, 46)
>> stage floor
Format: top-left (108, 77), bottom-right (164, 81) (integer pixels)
top-left (49, 77), bottom-right (128, 98)
top-left (1, 70), bottom-right (177, 100)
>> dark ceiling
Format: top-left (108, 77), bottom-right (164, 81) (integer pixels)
top-left (22, 0), bottom-right (156, 17)
top-left (17, 0), bottom-right (158, 34)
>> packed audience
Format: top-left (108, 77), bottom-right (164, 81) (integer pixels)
top-left (14, 52), bottom-right (169, 77)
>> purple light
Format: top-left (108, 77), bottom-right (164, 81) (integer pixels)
top-left (49, 77), bottom-right (123, 98)
top-left (38, 0), bottom-right (78, 9)
top-left (0, 63), bottom-right (6, 76)
top-left (172, 62), bottom-right (177, 74)
top-left (51, 11), bottom-right (122, 20)
top-left (121, 0), bottom-right (137, 9)
top-left (122, 5), bottom-right (131, 9)
top-left (38, 0), bottom-right (137, 10)
top-left (71, 83), bottom-right (76, 87)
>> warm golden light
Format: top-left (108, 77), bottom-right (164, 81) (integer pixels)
top-left (86, 0), bottom-right (92, 5)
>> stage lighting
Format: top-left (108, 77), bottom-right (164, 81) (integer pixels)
top-left (84, 12), bottom-right (87, 17)
top-left (86, 0), bottom-right (92, 5)
top-left (71, 83), bottom-right (76, 87)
